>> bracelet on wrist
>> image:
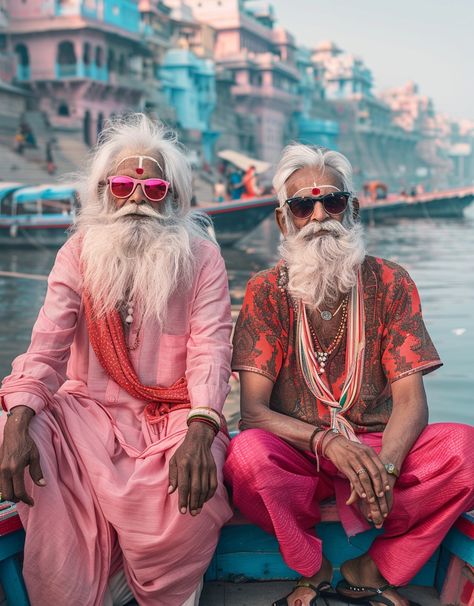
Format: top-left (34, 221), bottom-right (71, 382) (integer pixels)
top-left (187, 417), bottom-right (219, 435)
top-left (309, 427), bottom-right (324, 452)
top-left (186, 407), bottom-right (221, 434)
top-left (315, 428), bottom-right (343, 459)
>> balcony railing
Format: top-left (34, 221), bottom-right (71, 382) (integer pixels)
top-left (56, 62), bottom-right (109, 81)
top-left (56, 63), bottom-right (78, 78)
top-left (104, 0), bottom-right (140, 34)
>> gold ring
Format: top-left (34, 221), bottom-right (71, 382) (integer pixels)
top-left (356, 468), bottom-right (367, 476)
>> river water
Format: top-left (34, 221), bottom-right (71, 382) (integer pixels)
top-left (0, 208), bottom-right (473, 425)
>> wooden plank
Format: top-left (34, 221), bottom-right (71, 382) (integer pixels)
top-left (207, 522), bottom-right (438, 586)
top-left (443, 527), bottom-right (474, 567)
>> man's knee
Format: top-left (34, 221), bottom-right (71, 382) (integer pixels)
top-left (423, 423), bottom-right (474, 485)
top-left (225, 429), bottom-right (279, 481)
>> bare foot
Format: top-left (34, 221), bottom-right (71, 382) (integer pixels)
top-left (275, 556), bottom-right (332, 606)
top-left (339, 553), bottom-right (411, 606)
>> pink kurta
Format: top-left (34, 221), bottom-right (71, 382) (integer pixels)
top-left (0, 235), bottom-right (234, 606)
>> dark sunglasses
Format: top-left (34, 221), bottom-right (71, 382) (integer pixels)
top-left (107, 175), bottom-right (170, 202)
top-left (286, 192), bottom-right (351, 219)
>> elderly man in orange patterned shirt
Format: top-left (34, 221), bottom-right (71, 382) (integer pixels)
top-left (224, 144), bottom-right (474, 606)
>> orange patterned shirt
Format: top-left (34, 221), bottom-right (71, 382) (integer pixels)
top-left (232, 256), bottom-right (442, 432)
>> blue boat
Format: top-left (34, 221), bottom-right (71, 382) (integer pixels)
top-left (0, 184), bottom-right (277, 248)
top-left (0, 185), bottom-right (473, 249)
top-left (1, 490), bottom-right (472, 604)
top-left (0, 183), bottom-right (76, 247)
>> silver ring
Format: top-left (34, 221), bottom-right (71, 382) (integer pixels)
top-left (356, 468), bottom-right (367, 476)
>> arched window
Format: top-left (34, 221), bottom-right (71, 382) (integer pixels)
top-left (58, 102), bottom-right (70, 117)
top-left (15, 43), bottom-right (29, 66)
top-left (95, 46), bottom-right (103, 68)
top-left (83, 42), bottom-right (91, 65)
top-left (57, 41), bottom-right (76, 65)
top-left (107, 48), bottom-right (116, 72)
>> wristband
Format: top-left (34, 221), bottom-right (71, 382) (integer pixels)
top-left (187, 417), bottom-right (219, 435)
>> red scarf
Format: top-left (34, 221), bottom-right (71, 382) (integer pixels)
top-left (83, 293), bottom-right (191, 428)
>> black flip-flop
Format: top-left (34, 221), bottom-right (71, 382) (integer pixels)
top-left (272, 580), bottom-right (334, 606)
top-left (336, 578), bottom-right (421, 606)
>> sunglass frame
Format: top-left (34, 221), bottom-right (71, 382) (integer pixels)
top-left (285, 192), bottom-right (351, 218)
top-left (107, 175), bottom-right (171, 202)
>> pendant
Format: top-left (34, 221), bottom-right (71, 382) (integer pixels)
top-left (320, 310), bottom-right (332, 321)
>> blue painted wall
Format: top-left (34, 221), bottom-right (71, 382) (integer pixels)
top-left (55, 0), bottom-right (140, 34)
top-left (160, 49), bottom-right (217, 161)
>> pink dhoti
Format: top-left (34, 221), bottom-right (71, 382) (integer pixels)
top-left (224, 423), bottom-right (474, 586)
top-left (0, 236), bottom-right (235, 605)
top-left (0, 391), bottom-right (232, 606)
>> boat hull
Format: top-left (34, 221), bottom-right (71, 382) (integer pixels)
top-left (0, 190), bottom-right (472, 248)
top-left (360, 194), bottom-right (474, 223)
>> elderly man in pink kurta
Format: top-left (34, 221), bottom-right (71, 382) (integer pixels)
top-left (0, 114), bottom-right (233, 605)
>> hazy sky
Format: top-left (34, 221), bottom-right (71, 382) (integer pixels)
top-left (269, 0), bottom-right (474, 122)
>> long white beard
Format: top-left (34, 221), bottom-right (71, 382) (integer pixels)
top-left (79, 202), bottom-right (195, 325)
top-left (280, 220), bottom-right (366, 309)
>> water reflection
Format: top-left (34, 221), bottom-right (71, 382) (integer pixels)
top-left (0, 209), bottom-right (473, 425)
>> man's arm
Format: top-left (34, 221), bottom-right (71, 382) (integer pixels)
top-left (169, 242), bottom-right (232, 516)
top-left (239, 370), bottom-right (320, 453)
top-left (0, 237), bottom-right (82, 505)
top-left (379, 371), bottom-right (429, 470)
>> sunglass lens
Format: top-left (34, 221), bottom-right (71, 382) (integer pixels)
top-left (324, 193), bottom-right (348, 214)
top-left (110, 176), bottom-right (134, 198)
top-left (144, 179), bottom-right (168, 201)
top-left (289, 198), bottom-right (315, 218)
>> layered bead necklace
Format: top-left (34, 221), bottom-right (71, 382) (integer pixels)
top-left (309, 297), bottom-right (348, 373)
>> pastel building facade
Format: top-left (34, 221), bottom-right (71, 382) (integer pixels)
top-left (295, 46), bottom-right (338, 150)
top-left (380, 81), bottom-right (454, 187)
top-left (185, 0), bottom-right (338, 163)
top-left (0, 1), bottom-right (27, 135)
top-left (312, 41), bottom-right (420, 190)
top-left (160, 46), bottom-right (217, 162)
top-left (9, 0), bottom-right (148, 145)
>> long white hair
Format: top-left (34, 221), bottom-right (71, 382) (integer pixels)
top-left (73, 113), bottom-right (215, 325)
top-left (274, 144), bottom-right (365, 308)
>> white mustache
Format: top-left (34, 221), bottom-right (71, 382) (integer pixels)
top-left (112, 203), bottom-right (160, 220)
top-left (296, 219), bottom-right (347, 240)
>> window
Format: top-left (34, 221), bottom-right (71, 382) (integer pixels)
top-left (15, 43), bottom-right (30, 67)
top-left (57, 41), bottom-right (76, 65)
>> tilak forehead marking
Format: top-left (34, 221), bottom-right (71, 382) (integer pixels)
top-left (116, 155), bottom-right (164, 175)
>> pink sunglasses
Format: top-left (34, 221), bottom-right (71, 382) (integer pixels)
top-left (107, 175), bottom-right (170, 202)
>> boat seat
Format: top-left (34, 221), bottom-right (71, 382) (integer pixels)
top-left (0, 503), bottom-right (29, 606)
top-left (0, 500), bottom-right (472, 603)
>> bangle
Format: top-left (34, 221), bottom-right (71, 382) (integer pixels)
top-left (187, 417), bottom-right (219, 435)
top-left (321, 429), bottom-right (344, 458)
top-left (309, 427), bottom-right (323, 452)
top-left (315, 428), bottom-right (338, 458)
top-left (186, 408), bottom-right (221, 434)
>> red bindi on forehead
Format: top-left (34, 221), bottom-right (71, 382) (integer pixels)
top-left (135, 167), bottom-right (144, 175)
top-left (312, 187), bottom-right (320, 195)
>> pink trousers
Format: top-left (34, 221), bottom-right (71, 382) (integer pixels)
top-left (224, 423), bottom-right (474, 586)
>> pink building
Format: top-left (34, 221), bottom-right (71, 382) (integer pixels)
top-left (8, 0), bottom-right (148, 145)
top-left (0, 0), bottom-right (28, 138)
top-left (186, 0), bottom-right (300, 163)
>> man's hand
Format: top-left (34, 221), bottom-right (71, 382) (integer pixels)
top-left (0, 406), bottom-right (45, 506)
top-left (324, 437), bottom-right (391, 528)
top-left (348, 473), bottom-right (396, 527)
top-left (168, 421), bottom-right (217, 516)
